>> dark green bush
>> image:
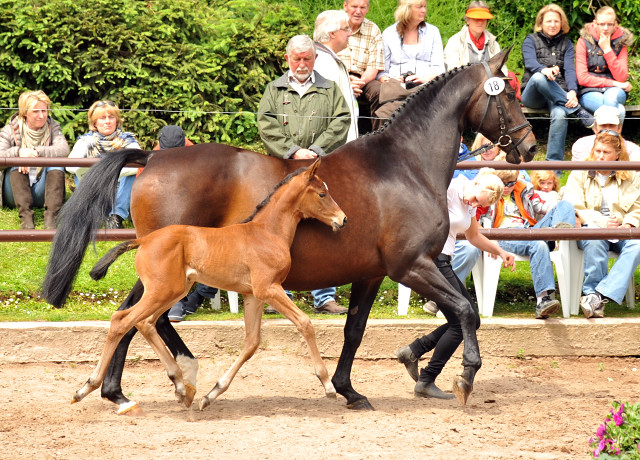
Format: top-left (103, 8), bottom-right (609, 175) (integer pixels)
top-left (0, 0), bottom-right (307, 148)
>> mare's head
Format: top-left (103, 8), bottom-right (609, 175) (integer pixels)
top-left (295, 159), bottom-right (347, 232)
top-left (463, 47), bottom-right (537, 164)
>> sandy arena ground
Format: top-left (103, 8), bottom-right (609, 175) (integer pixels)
top-left (1, 348), bottom-right (638, 459)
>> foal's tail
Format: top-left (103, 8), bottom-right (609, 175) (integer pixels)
top-left (89, 240), bottom-right (140, 281)
top-left (40, 149), bottom-right (152, 308)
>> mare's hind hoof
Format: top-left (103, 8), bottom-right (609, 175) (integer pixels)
top-left (183, 383), bottom-right (196, 408)
top-left (346, 398), bottom-right (375, 411)
top-left (452, 376), bottom-right (473, 405)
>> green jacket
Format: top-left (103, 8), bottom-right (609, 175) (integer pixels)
top-left (257, 71), bottom-right (350, 159)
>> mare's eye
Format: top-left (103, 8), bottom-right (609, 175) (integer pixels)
top-left (506, 92), bottom-right (516, 102)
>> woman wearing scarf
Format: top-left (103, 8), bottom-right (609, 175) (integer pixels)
top-left (67, 100), bottom-right (140, 229)
top-left (576, 6), bottom-right (634, 123)
top-left (0, 90), bottom-right (69, 229)
top-left (443, 2), bottom-right (504, 71)
top-left (521, 4), bottom-right (594, 164)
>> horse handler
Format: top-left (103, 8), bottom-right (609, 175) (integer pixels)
top-left (396, 170), bottom-right (515, 398)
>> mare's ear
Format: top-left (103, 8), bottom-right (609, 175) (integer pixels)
top-left (489, 46), bottom-right (512, 76)
top-left (307, 157), bottom-right (321, 179)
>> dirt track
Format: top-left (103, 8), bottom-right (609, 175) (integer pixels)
top-left (1, 349), bottom-right (638, 459)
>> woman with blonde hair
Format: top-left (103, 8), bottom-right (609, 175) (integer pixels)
top-left (379, 0), bottom-right (444, 86)
top-left (0, 90), bottom-right (69, 229)
top-left (563, 130), bottom-right (640, 318)
top-left (397, 168), bottom-right (515, 399)
top-left (521, 3), bottom-right (594, 164)
top-left (67, 100), bottom-right (140, 229)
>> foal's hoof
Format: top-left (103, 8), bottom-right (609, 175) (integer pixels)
top-left (199, 396), bottom-right (211, 411)
top-left (346, 398), bottom-right (375, 411)
top-left (452, 376), bottom-right (473, 405)
top-left (183, 383), bottom-right (196, 408)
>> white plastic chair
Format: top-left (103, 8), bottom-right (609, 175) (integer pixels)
top-left (564, 250), bottom-right (635, 316)
top-left (473, 243), bottom-right (635, 318)
top-left (211, 290), bottom-right (240, 314)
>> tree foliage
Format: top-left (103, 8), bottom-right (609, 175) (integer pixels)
top-left (0, 0), bottom-right (637, 148)
top-left (0, 0), bottom-right (306, 148)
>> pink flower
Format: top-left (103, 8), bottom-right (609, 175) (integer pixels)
top-left (597, 424), bottom-right (607, 437)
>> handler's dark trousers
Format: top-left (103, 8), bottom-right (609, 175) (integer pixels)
top-left (408, 253), bottom-right (481, 383)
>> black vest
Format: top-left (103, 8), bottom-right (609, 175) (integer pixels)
top-left (579, 35), bottom-right (625, 95)
top-left (522, 33), bottom-right (570, 91)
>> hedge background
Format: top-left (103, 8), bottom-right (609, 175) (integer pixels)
top-left (0, 0), bottom-right (637, 149)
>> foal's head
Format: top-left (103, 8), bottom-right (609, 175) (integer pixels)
top-left (243, 159), bottom-right (347, 232)
top-left (295, 159), bottom-right (347, 232)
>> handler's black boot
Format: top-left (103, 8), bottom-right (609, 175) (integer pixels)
top-left (396, 346), bottom-right (419, 382)
top-left (414, 379), bottom-right (455, 400)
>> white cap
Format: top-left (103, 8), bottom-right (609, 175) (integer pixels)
top-left (594, 106), bottom-right (621, 126)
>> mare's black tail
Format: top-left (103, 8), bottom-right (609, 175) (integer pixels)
top-left (40, 149), bottom-right (151, 307)
top-left (90, 240), bottom-right (140, 281)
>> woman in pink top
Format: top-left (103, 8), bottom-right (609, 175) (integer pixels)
top-left (576, 6), bottom-right (634, 121)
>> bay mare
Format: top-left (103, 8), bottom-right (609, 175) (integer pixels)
top-left (72, 160), bottom-right (347, 413)
top-left (42, 50), bottom-right (536, 413)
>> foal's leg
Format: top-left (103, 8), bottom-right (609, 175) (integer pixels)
top-left (261, 287), bottom-right (336, 398)
top-left (72, 302), bottom-right (162, 404)
top-left (135, 315), bottom-right (195, 408)
top-left (72, 289), bottom-right (189, 406)
top-left (100, 280), bottom-right (198, 415)
top-left (200, 295), bottom-right (264, 410)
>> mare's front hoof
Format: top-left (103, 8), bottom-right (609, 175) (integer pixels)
top-left (346, 398), bottom-right (375, 411)
top-left (452, 376), bottom-right (473, 405)
top-left (183, 383), bottom-right (196, 408)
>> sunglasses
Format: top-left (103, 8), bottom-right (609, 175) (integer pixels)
top-left (502, 180), bottom-right (517, 187)
top-left (95, 100), bottom-right (116, 108)
top-left (598, 129), bottom-right (620, 137)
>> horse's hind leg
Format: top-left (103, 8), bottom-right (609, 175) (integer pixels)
top-left (73, 307), bottom-right (149, 405)
top-left (200, 295), bottom-right (263, 410)
top-left (135, 316), bottom-right (194, 408)
top-left (399, 257), bottom-right (481, 406)
top-left (100, 280), bottom-right (198, 415)
top-left (262, 288), bottom-right (336, 398)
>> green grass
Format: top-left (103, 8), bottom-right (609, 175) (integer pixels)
top-left (1, 177), bottom-right (638, 322)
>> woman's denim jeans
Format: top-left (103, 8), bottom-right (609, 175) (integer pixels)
top-left (579, 88), bottom-right (627, 123)
top-left (521, 72), bottom-right (579, 162)
top-left (579, 238), bottom-right (640, 304)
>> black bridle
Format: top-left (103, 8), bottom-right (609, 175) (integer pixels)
top-left (459, 61), bottom-right (533, 162)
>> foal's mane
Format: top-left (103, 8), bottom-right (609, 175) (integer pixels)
top-left (241, 167), bottom-right (307, 223)
top-left (373, 64), bottom-right (473, 134)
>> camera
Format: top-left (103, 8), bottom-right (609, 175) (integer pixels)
top-left (401, 71), bottom-right (417, 89)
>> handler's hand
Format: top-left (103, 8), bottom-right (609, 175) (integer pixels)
top-left (292, 148), bottom-right (318, 160)
top-left (501, 252), bottom-right (516, 271)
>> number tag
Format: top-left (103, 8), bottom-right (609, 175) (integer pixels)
top-left (484, 77), bottom-right (505, 96)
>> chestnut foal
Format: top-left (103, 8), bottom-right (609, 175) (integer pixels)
top-left (74, 159), bottom-right (346, 412)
